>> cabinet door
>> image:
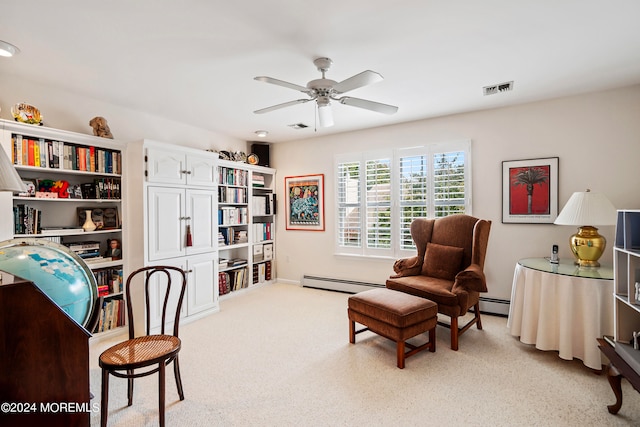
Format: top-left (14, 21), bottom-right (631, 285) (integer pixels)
top-left (187, 154), bottom-right (216, 187)
top-left (147, 186), bottom-right (185, 261)
top-left (186, 189), bottom-right (216, 255)
top-left (186, 253), bottom-right (218, 315)
top-left (146, 147), bottom-right (186, 185)
top-left (147, 259), bottom-right (187, 333)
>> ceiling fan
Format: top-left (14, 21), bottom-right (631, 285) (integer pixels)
top-left (253, 57), bottom-right (398, 127)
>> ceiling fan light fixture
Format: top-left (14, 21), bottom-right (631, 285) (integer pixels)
top-left (318, 104), bottom-right (334, 128)
top-left (0, 40), bottom-right (20, 57)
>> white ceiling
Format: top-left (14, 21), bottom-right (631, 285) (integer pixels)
top-left (2, 1), bottom-right (640, 143)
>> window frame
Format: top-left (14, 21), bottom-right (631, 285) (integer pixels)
top-left (335, 140), bottom-right (472, 259)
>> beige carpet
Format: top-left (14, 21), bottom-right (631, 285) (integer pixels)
top-left (89, 283), bottom-right (640, 426)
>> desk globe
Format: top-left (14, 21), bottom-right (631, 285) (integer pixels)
top-left (0, 238), bottom-right (98, 329)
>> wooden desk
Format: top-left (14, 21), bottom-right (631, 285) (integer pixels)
top-left (0, 271), bottom-right (91, 427)
top-left (507, 258), bottom-right (614, 370)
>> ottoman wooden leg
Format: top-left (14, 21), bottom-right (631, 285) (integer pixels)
top-left (397, 341), bottom-right (405, 369)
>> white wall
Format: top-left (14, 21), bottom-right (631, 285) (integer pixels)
top-left (272, 85), bottom-right (640, 306)
top-left (0, 72), bottom-right (246, 152)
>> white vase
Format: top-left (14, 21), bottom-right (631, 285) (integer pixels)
top-left (82, 209), bottom-right (97, 232)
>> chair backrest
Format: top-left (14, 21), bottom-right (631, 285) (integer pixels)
top-left (124, 265), bottom-right (187, 339)
top-left (411, 214), bottom-right (491, 271)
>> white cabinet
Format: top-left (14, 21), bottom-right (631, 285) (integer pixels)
top-left (147, 253), bottom-right (217, 331)
top-left (146, 146), bottom-right (215, 187)
top-left (146, 186), bottom-right (216, 261)
top-left (126, 139), bottom-right (219, 332)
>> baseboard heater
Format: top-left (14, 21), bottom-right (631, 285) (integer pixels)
top-left (302, 275), bottom-right (384, 294)
top-left (302, 275), bottom-right (511, 316)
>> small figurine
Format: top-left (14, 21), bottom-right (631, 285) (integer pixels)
top-left (105, 238), bottom-right (121, 260)
top-left (89, 116), bottom-right (114, 139)
top-left (634, 331), bottom-right (639, 351)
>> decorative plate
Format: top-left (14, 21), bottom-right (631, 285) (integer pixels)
top-left (247, 153), bottom-right (259, 165)
top-left (11, 103), bottom-right (43, 125)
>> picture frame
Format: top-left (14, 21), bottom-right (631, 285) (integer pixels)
top-left (502, 157), bottom-right (558, 224)
top-left (284, 174), bottom-right (325, 231)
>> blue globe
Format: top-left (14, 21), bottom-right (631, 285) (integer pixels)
top-left (0, 238), bottom-right (98, 328)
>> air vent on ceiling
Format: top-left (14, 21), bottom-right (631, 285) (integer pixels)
top-left (483, 81), bottom-right (514, 96)
top-left (288, 123), bottom-right (309, 129)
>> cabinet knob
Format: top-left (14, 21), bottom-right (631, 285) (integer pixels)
top-left (181, 170), bottom-right (192, 175)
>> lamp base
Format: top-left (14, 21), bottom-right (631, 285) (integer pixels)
top-left (570, 225), bottom-right (606, 268)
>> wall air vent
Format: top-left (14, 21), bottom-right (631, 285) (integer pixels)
top-left (288, 123), bottom-right (309, 130)
top-left (483, 81), bottom-right (514, 96)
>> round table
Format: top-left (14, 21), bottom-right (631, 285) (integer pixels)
top-left (507, 257), bottom-right (614, 370)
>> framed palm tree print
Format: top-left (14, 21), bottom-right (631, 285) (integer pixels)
top-left (502, 157), bottom-right (558, 223)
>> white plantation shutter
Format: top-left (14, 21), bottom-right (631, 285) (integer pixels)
top-left (398, 148), bottom-right (428, 250)
top-left (365, 156), bottom-right (392, 254)
top-left (335, 140), bottom-right (471, 257)
top-left (336, 160), bottom-right (361, 252)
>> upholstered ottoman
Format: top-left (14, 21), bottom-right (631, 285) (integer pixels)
top-left (348, 288), bottom-right (437, 368)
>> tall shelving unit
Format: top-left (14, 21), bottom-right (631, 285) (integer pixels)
top-left (250, 167), bottom-right (276, 286)
top-left (0, 119), bottom-right (127, 339)
top-left (613, 210), bottom-right (640, 363)
top-left (216, 159), bottom-right (276, 297)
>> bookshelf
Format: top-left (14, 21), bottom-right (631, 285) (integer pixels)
top-left (250, 167), bottom-right (275, 286)
top-left (217, 160), bottom-right (276, 297)
top-left (0, 119), bottom-right (127, 338)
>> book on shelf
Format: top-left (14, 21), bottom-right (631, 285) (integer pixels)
top-left (11, 132), bottom-right (122, 174)
top-left (40, 226), bottom-right (85, 235)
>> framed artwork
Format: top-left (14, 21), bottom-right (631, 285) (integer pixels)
top-left (502, 157), bottom-right (558, 224)
top-left (284, 174), bottom-right (325, 231)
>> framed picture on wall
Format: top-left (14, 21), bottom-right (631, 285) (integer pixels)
top-left (502, 157), bottom-right (559, 224)
top-left (284, 174), bottom-right (325, 231)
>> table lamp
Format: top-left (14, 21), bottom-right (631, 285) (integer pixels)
top-left (554, 189), bottom-right (616, 267)
top-left (0, 146), bottom-right (26, 192)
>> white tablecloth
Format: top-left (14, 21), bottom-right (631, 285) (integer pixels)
top-left (507, 262), bottom-right (613, 369)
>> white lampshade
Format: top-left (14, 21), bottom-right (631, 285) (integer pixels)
top-left (554, 189), bottom-right (616, 226)
top-left (0, 146), bottom-right (26, 192)
top-left (318, 103), bottom-right (334, 128)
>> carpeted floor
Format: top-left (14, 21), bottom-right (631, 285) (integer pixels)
top-left (89, 283), bottom-right (640, 426)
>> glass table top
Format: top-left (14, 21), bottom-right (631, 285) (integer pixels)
top-left (518, 257), bottom-right (614, 280)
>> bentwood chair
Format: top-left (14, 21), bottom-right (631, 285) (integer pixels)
top-left (99, 265), bottom-right (187, 427)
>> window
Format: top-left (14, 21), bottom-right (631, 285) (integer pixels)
top-left (335, 140), bottom-right (471, 258)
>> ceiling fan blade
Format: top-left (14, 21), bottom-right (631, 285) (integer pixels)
top-left (338, 96), bottom-right (398, 114)
top-left (254, 98), bottom-right (311, 114)
top-left (333, 70), bottom-right (384, 94)
top-left (254, 76), bottom-right (311, 93)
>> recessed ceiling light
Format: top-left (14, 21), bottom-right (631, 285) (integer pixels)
top-left (0, 40), bottom-right (20, 58)
top-left (254, 130), bottom-right (268, 138)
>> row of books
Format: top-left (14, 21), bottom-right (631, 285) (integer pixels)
top-left (218, 227), bottom-right (248, 246)
top-left (219, 167), bottom-right (248, 187)
top-left (252, 261), bottom-right (273, 284)
top-left (13, 204), bottom-right (41, 235)
top-left (218, 186), bottom-right (247, 204)
top-left (65, 240), bottom-right (101, 260)
top-left (94, 267), bottom-right (124, 296)
top-left (219, 206), bottom-right (248, 226)
top-left (254, 222), bottom-right (273, 242)
top-left (93, 297), bottom-right (125, 333)
top-left (252, 194), bottom-right (276, 215)
top-left (11, 133), bottom-right (122, 174)
top-left (218, 267), bottom-right (248, 295)
top-left (252, 174), bottom-right (265, 187)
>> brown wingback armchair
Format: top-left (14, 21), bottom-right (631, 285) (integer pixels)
top-left (386, 214), bottom-right (491, 350)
